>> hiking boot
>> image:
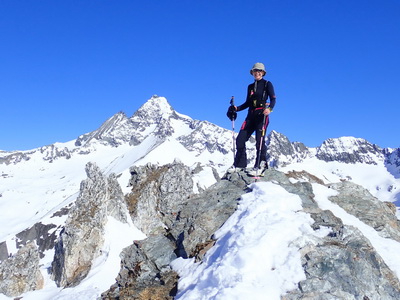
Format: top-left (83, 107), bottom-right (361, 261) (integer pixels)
top-left (247, 161), bottom-right (268, 177)
top-left (227, 165), bottom-right (244, 173)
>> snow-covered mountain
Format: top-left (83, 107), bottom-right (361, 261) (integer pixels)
top-left (0, 96), bottom-right (239, 241)
top-left (1, 96), bottom-right (400, 299)
top-left (266, 130), bottom-right (400, 204)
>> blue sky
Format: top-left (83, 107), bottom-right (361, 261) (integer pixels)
top-left (1, 0), bottom-right (399, 151)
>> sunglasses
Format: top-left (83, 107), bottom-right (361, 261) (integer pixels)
top-left (252, 69), bottom-right (264, 73)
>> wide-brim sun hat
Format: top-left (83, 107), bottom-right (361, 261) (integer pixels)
top-left (250, 62), bottom-right (266, 75)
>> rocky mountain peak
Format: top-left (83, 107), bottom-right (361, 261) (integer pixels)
top-left (266, 130), bottom-right (312, 167)
top-left (316, 136), bottom-right (384, 164)
top-left (73, 97), bottom-right (182, 148)
top-left (131, 96), bottom-right (178, 123)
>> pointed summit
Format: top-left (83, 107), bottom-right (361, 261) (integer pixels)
top-left (132, 96), bottom-right (176, 121)
top-left (129, 96), bottom-right (190, 141)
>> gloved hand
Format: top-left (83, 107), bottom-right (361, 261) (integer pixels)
top-left (226, 105), bottom-right (237, 121)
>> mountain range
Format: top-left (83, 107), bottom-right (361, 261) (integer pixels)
top-left (0, 96), bottom-right (400, 299)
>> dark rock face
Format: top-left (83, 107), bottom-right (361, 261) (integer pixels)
top-left (0, 242), bottom-right (8, 262)
top-left (16, 222), bottom-right (58, 258)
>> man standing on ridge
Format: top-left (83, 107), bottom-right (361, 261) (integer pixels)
top-left (227, 62), bottom-right (276, 177)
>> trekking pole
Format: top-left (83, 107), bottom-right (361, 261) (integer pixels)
top-left (230, 96), bottom-right (236, 162)
top-left (255, 113), bottom-right (267, 178)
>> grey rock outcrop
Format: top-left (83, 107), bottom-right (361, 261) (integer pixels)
top-left (102, 162), bottom-right (244, 298)
top-left (328, 181), bottom-right (400, 242)
top-left (286, 223), bottom-right (400, 299)
top-left (0, 150), bottom-right (33, 165)
top-left (126, 162), bottom-right (194, 236)
top-left (125, 161), bottom-right (243, 259)
top-left (102, 235), bottom-right (179, 299)
top-left (51, 162), bottom-right (128, 287)
top-left (40, 144), bottom-right (72, 162)
top-left (0, 242), bottom-right (43, 297)
top-left (385, 148), bottom-right (400, 182)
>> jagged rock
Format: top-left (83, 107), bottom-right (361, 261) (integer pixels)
top-left (328, 181), bottom-right (400, 242)
top-left (102, 235), bottom-right (178, 299)
top-left (40, 144), bottom-right (72, 162)
top-left (51, 162), bottom-right (128, 287)
top-left (103, 162), bottom-right (245, 298)
top-left (285, 225), bottom-right (400, 300)
top-left (126, 162), bottom-right (194, 236)
top-left (267, 130), bottom-right (313, 167)
top-left (0, 150), bottom-right (33, 165)
top-left (388, 149), bottom-right (400, 167)
top-left (167, 175), bottom-right (244, 259)
top-left (126, 162), bottom-right (243, 258)
top-left (252, 173), bottom-right (400, 299)
top-left (0, 242), bottom-right (43, 297)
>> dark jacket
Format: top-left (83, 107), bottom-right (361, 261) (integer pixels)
top-left (236, 78), bottom-right (276, 113)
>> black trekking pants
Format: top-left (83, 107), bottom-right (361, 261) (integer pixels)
top-left (234, 113), bottom-right (269, 168)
